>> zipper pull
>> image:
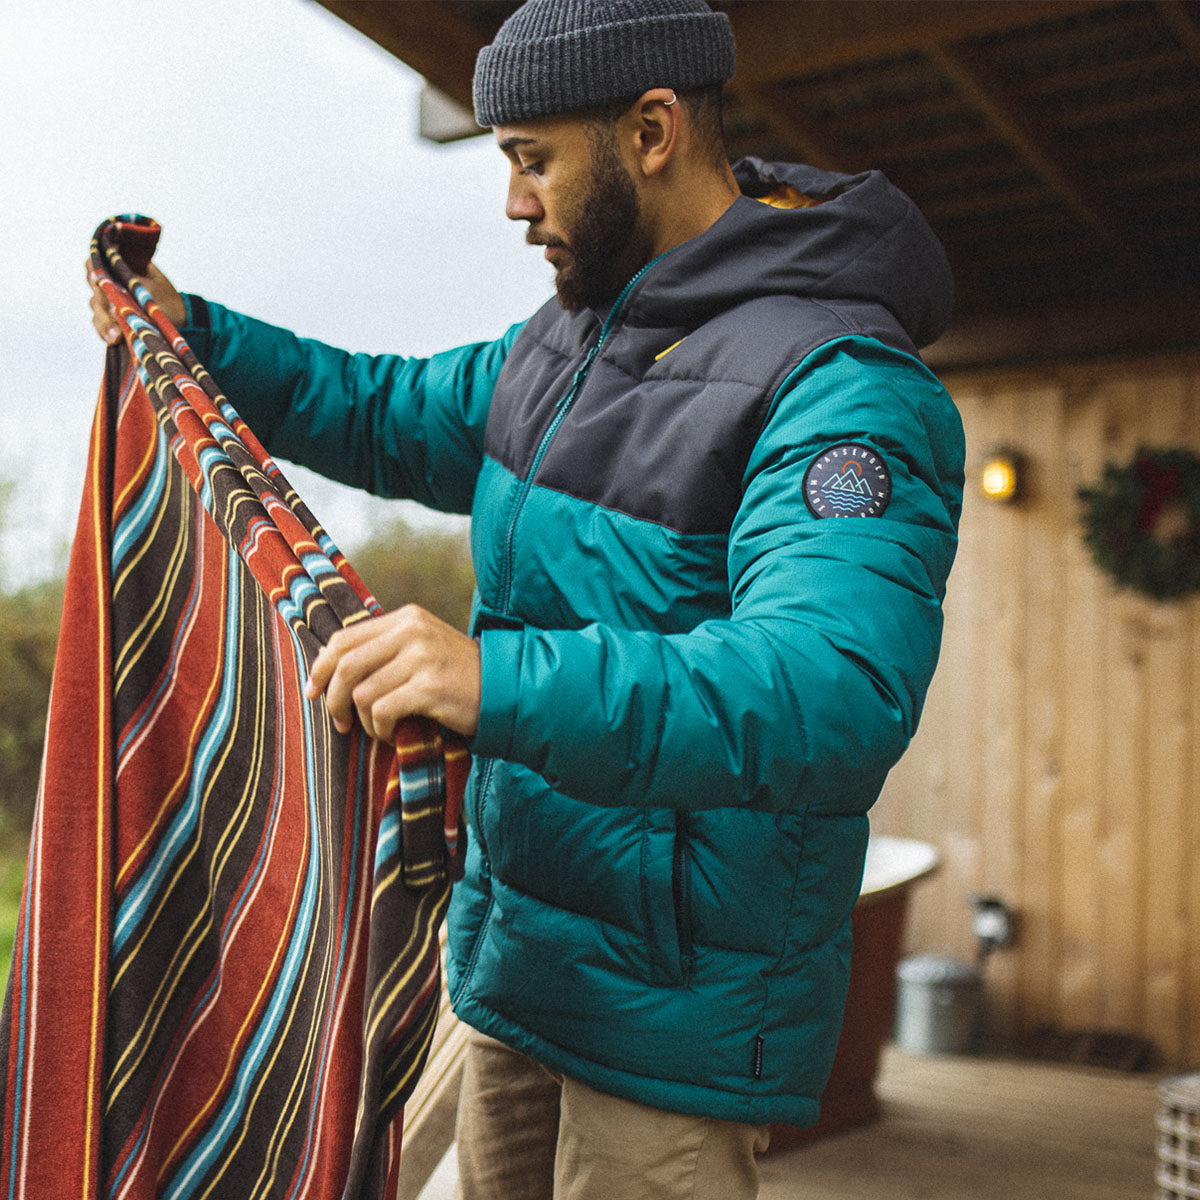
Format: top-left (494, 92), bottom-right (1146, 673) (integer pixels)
top-left (559, 345), bottom-right (600, 407)
top-left (578, 341), bottom-right (602, 380)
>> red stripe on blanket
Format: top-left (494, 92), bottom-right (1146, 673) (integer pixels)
top-left (0, 216), bottom-right (467, 1199)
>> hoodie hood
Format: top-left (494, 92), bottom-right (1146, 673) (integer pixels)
top-left (624, 158), bottom-right (954, 350)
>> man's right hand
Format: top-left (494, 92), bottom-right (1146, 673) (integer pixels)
top-left (87, 260), bottom-right (188, 345)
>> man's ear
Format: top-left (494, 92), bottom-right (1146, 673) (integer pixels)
top-left (629, 88), bottom-right (680, 178)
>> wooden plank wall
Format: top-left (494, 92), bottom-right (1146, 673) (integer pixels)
top-left (873, 353), bottom-right (1200, 1069)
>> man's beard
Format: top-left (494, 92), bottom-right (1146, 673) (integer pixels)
top-left (552, 133), bottom-right (646, 312)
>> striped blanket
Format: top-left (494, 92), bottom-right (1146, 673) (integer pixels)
top-left (0, 216), bottom-right (468, 1198)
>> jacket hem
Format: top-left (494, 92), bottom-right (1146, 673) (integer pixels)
top-left (451, 992), bottom-right (823, 1129)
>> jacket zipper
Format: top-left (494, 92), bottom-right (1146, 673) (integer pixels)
top-left (496, 254), bottom-right (665, 615)
top-left (462, 253), bottom-right (669, 1005)
top-left (497, 350), bottom-right (594, 613)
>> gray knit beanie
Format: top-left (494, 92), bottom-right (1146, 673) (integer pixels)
top-left (472, 0), bottom-right (735, 127)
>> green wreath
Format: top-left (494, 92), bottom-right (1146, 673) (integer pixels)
top-left (1078, 447), bottom-right (1200, 601)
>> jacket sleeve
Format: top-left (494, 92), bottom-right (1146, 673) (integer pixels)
top-left (470, 337), bottom-right (965, 814)
top-left (180, 296), bottom-right (525, 514)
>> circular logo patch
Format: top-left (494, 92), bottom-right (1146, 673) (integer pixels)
top-left (804, 443), bottom-right (892, 518)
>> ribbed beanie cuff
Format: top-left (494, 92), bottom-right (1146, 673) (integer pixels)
top-left (473, 0), bottom-right (735, 127)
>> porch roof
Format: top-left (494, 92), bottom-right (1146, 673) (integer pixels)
top-left (315, 0), bottom-right (1200, 368)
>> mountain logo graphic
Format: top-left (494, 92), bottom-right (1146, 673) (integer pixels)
top-left (803, 443), bottom-right (893, 518)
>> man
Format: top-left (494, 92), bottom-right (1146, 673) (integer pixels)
top-left (89, 2), bottom-right (965, 1196)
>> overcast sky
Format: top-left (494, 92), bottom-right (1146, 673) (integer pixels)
top-left (0, 0), bottom-right (553, 587)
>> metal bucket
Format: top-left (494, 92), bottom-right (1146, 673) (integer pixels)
top-left (894, 953), bottom-right (980, 1055)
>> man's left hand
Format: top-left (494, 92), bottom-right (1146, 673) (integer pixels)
top-left (304, 605), bottom-right (481, 741)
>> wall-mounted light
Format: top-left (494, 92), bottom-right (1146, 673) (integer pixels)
top-left (969, 894), bottom-right (1017, 964)
top-left (980, 447), bottom-right (1025, 504)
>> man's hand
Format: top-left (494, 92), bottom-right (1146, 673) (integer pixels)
top-left (305, 605), bottom-right (481, 741)
top-left (87, 260), bottom-right (187, 344)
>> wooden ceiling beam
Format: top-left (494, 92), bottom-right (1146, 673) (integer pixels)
top-left (1017, 48), bottom-right (1186, 97)
top-left (314, 0), bottom-right (487, 109)
top-left (869, 127), bottom-right (998, 165)
top-left (1156, 218), bottom-right (1200, 243)
top-left (1157, 215), bottom-right (1200, 240)
top-left (1157, 0), bottom-right (1200, 71)
top-left (722, 87), bottom-right (1003, 312)
top-left (1051, 81), bottom-right (1200, 128)
top-left (938, 208), bottom-right (1083, 240)
top-left (920, 186), bottom-right (1056, 222)
top-left (726, 86), bottom-right (856, 174)
top-left (1112, 156), bottom-right (1200, 190)
top-left (1113, 184), bottom-right (1200, 215)
top-left (963, 1), bottom-right (1154, 60)
top-left (923, 41), bottom-right (1133, 263)
top-left (1072, 120), bottom-right (1200, 163)
top-left (911, 158), bottom-right (1037, 194)
top-left (822, 91), bottom-right (963, 136)
top-left (925, 288), bottom-right (1200, 372)
top-left (725, 1), bottom-right (1116, 88)
top-left (952, 236), bottom-right (1095, 271)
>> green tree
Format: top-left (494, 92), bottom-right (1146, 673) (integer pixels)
top-left (0, 578), bottom-right (62, 831)
top-left (0, 480), bottom-right (63, 832)
top-left (348, 518), bottom-right (476, 632)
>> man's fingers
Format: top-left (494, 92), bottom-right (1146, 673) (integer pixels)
top-left (353, 661), bottom-right (417, 743)
top-left (85, 258), bottom-right (188, 340)
top-left (307, 617), bottom-right (418, 737)
top-left (303, 606), bottom-right (480, 740)
top-left (86, 263), bottom-right (122, 344)
top-left (326, 636), bottom-right (409, 735)
top-left (305, 620), bottom-right (387, 699)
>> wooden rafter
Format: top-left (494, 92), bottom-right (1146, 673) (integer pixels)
top-left (1109, 156), bottom-right (1200, 189)
top-left (922, 41), bottom-right (1134, 263)
top-left (1017, 48), bottom-right (1187, 97)
top-left (828, 92), bottom-right (963, 137)
top-left (939, 210), bottom-right (1072, 240)
top-left (721, 0), bottom-right (1140, 289)
top-left (1158, 213), bottom-right (1200, 240)
top-left (974, 0), bottom-right (1151, 60)
top-left (724, 1), bottom-right (1116, 88)
top-left (869, 126), bottom-right (990, 165)
top-left (726, 86), bottom-right (854, 174)
top-left (1158, 0), bottom-right (1200, 70)
top-left (909, 160), bottom-right (1035, 198)
top-left (925, 287), bottom-right (1200, 370)
top-left (1071, 120), bottom-right (1200, 162)
top-left (920, 186), bottom-right (1057, 223)
top-left (1051, 80), bottom-right (1200, 128)
top-left (1122, 184), bottom-right (1200, 215)
top-left (952, 231), bottom-right (1096, 267)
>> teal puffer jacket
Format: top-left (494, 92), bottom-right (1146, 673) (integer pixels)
top-left (181, 160), bottom-right (964, 1128)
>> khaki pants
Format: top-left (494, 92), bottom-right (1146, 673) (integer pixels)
top-left (453, 1030), bottom-right (771, 1200)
